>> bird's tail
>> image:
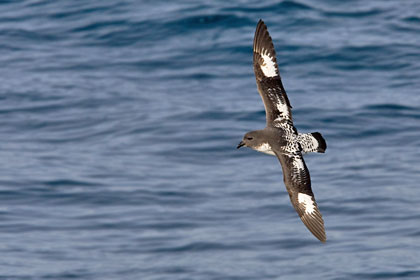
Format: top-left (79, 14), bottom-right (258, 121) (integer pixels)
top-left (298, 132), bottom-right (327, 154)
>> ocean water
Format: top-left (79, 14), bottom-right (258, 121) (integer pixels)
top-left (1, 0), bottom-right (420, 279)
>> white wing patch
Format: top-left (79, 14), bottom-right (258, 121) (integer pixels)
top-left (292, 155), bottom-right (305, 171)
top-left (290, 154), bottom-right (306, 181)
top-left (260, 48), bottom-right (277, 77)
top-left (275, 99), bottom-right (290, 120)
top-left (298, 193), bottom-right (316, 214)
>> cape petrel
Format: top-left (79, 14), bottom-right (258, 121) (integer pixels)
top-left (237, 20), bottom-right (327, 242)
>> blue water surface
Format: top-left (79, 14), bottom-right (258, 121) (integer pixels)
top-left (1, 0), bottom-right (420, 279)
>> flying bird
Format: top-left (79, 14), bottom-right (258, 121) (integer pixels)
top-left (237, 19), bottom-right (327, 242)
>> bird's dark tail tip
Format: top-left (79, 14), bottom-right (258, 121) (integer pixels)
top-left (311, 132), bottom-right (327, 153)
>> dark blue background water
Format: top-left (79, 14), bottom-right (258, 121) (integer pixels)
top-left (1, 0), bottom-right (420, 279)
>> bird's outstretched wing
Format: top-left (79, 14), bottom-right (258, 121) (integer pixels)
top-left (275, 152), bottom-right (326, 242)
top-left (253, 19), bottom-right (292, 127)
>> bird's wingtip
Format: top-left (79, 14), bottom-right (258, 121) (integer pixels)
top-left (256, 19), bottom-right (265, 27)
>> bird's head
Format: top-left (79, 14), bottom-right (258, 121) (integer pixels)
top-left (237, 131), bottom-right (259, 149)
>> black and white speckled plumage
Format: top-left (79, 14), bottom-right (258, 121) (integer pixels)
top-left (298, 132), bottom-right (327, 154)
top-left (238, 20), bottom-right (328, 242)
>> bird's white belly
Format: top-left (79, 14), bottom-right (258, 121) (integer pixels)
top-left (255, 143), bottom-right (276, 156)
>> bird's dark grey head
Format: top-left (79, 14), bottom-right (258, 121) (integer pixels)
top-left (237, 130), bottom-right (263, 149)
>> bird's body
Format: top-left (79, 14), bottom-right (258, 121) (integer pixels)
top-left (237, 20), bottom-right (327, 242)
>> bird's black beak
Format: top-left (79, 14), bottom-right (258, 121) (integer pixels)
top-left (237, 141), bottom-right (245, 149)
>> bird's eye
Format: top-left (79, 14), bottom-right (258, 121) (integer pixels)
top-left (247, 137), bottom-right (253, 140)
